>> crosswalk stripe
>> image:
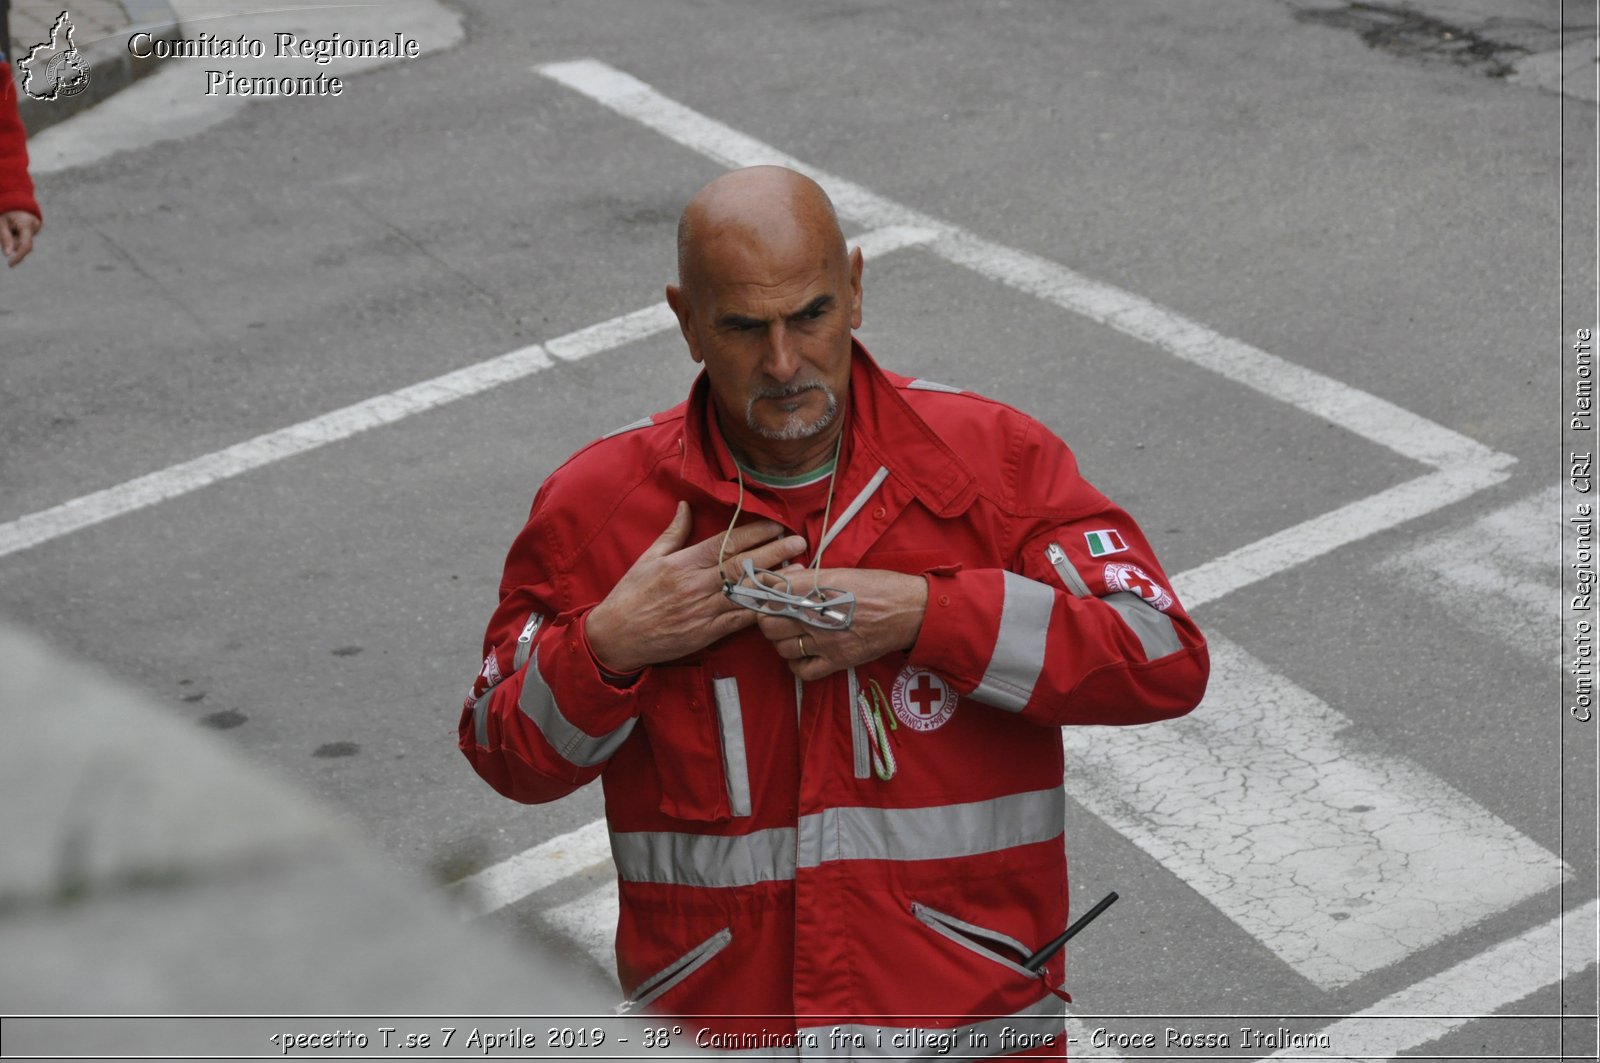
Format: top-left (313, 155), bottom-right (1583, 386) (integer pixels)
top-left (544, 878), bottom-right (621, 972)
top-left (1060, 635), bottom-right (1569, 990)
top-left (446, 818), bottom-right (612, 918)
top-left (1379, 484), bottom-right (1561, 665)
top-left (1259, 900), bottom-right (1598, 1061)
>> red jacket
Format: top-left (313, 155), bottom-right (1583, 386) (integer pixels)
top-left (0, 60), bottom-right (41, 220)
top-left (460, 342), bottom-right (1207, 1055)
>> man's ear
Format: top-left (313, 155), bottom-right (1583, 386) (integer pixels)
top-left (847, 247), bottom-right (864, 330)
top-left (665, 283), bottom-right (704, 364)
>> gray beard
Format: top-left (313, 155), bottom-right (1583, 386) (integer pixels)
top-left (746, 382), bottom-right (838, 441)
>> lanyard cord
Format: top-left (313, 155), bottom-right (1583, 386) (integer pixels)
top-left (719, 429), bottom-right (846, 580)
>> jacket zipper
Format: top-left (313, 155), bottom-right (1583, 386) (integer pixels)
top-left (1045, 542), bottom-right (1090, 599)
top-left (511, 611), bottom-right (544, 671)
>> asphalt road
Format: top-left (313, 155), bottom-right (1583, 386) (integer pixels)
top-left (2, 0), bottom-right (1596, 1058)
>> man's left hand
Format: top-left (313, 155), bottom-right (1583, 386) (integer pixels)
top-left (755, 567), bottom-right (928, 680)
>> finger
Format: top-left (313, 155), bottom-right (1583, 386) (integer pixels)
top-left (721, 534), bottom-right (806, 584)
top-left (755, 613), bottom-right (804, 643)
top-left (693, 519), bottom-right (786, 564)
top-left (11, 227), bottom-right (33, 266)
top-left (0, 222), bottom-right (14, 261)
top-left (739, 534), bottom-right (809, 576)
top-left (641, 501), bottom-right (692, 560)
top-left (789, 654), bottom-right (840, 681)
top-left (705, 601), bottom-right (762, 640)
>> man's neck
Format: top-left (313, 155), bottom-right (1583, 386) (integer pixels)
top-left (718, 402), bottom-right (850, 480)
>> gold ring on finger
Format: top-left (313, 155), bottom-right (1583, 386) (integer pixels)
top-left (798, 635), bottom-right (808, 658)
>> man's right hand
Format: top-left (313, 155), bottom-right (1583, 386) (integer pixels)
top-left (585, 502), bottom-right (806, 675)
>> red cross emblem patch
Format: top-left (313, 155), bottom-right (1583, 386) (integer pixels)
top-left (890, 666), bottom-right (959, 732)
top-left (1103, 562), bottom-right (1175, 612)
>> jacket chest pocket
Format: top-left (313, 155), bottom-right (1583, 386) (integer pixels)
top-left (638, 668), bottom-right (751, 822)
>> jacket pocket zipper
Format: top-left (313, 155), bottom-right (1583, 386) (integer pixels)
top-left (512, 611), bottom-right (544, 671)
top-left (1045, 542), bottom-right (1090, 599)
top-left (613, 927), bottom-right (733, 1015)
top-left (912, 902), bottom-right (1036, 979)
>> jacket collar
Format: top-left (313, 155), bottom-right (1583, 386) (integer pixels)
top-left (676, 340), bottom-right (978, 518)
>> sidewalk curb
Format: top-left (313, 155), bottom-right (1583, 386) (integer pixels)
top-left (17, 0), bottom-right (183, 137)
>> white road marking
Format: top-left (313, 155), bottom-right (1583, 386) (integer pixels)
top-left (1060, 635), bottom-right (1568, 990)
top-left (1260, 900), bottom-right (1598, 1062)
top-left (544, 878), bottom-right (622, 973)
top-left (1173, 464), bottom-right (1513, 609)
top-left (446, 818), bottom-right (612, 919)
top-left (1377, 484), bottom-right (1561, 665)
top-left (536, 59), bottom-right (1509, 475)
top-left (0, 226), bottom-right (925, 561)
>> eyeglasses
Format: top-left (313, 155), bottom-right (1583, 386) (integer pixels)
top-left (723, 557), bottom-right (856, 630)
top-left (717, 431), bottom-right (854, 631)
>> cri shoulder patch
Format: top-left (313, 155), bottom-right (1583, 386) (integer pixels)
top-left (1103, 561), bottom-right (1175, 612)
top-left (890, 666), bottom-right (959, 732)
top-left (479, 651), bottom-right (503, 688)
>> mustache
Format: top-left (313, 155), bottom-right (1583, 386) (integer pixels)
top-left (751, 380), bottom-right (824, 400)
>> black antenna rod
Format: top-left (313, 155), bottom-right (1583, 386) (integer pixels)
top-left (1022, 891), bottom-right (1119, 972)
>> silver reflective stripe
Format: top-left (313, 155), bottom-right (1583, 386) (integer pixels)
top-left (906, 378), bottom-right (963, 394)
top-left (472, 689), bottom-right (492, 748)
top-left (797, 787), bottom-right (1064, 868)
top-left (602, 415), bottom-right (653, 439)
top-left (610, 827), bottom-right (797, 887)
top-left (511, 611), bottom-right (544, 671)
top-left (1101, 591), bottom-right (1183, 661)
top-left (848, 668), bottom-right (869, 780)
top-left (1045, 541), bottom-right (1091, 599)
top-left (913, 902), bottom-right (1036, 978)
top-left (793, 995), bottom-right (1064, 1059)
top-left (815, 465), bottom-right (891, 560)
top-left (617, 926), bottom-right (732, 1013)
top-left (712, 676), bottom-right (752, 818)
top-left (973, 571), bottom-right (1055, 713)
top-left (516, 647), bottom-right (636, 766)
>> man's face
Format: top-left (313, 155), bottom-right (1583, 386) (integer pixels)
top-left (669, 236), bottom-right (863, 446)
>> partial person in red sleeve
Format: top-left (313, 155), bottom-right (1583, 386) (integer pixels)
top-left (458, 165), bottom-right (1208, 1056)
top-left (0, 36), bottom-right (43, 267)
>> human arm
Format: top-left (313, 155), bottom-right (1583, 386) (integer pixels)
top-left (910, 419), bottom-right (1207, 726)
top-left (0, 61), bottom-right (42, 266)
top-left (458, 495), bottom-right (804, 804)
top-left (754, 417), bottom-right (1207, 723)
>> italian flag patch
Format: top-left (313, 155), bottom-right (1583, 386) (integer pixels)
top-left (1084, 529), bottom-right (1129, 557)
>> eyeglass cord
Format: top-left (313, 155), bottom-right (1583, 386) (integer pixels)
top-left (719, 429), bottom-right (846, 586)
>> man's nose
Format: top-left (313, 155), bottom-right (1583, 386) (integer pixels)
top-left (762, 324), bottom-right (803, 382)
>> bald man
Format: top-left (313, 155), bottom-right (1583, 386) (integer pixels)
top-left (460, 167), bottom-right (1208, 1055)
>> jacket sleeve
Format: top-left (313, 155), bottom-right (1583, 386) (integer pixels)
top-left (0, 62), bottom-right (42, 220)
top-left (908, 418), bottom-right (1208, 727)
top-left (457, 485), bottom-right (642, 804)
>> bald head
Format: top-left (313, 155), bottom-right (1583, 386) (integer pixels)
top-left (676, 166), bottom-right (847, 289)
top-left (664, 166), bottom-right (864, 468)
